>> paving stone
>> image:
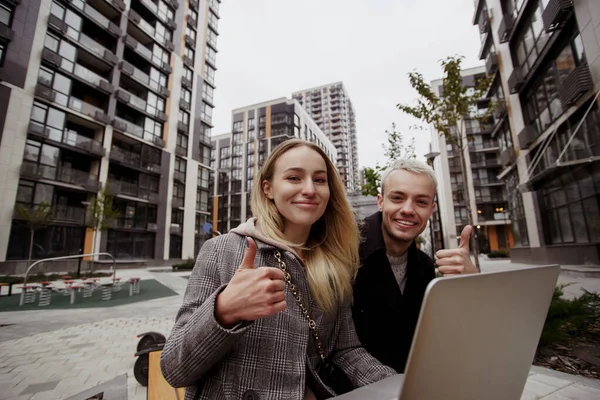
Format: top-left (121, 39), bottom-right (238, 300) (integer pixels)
top-left (18, 380), bottom-right (59, 395)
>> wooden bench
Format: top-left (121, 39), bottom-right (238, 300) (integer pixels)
top-left (148, 351), bottom-right (185, 400)
top-left (0, 282), bottom-right (14, 296)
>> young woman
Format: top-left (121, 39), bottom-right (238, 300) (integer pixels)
top-left (160, 139), bottom-right (396, 400)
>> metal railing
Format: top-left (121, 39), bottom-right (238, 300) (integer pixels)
top-left (20, 252), bottom-right (116, 306)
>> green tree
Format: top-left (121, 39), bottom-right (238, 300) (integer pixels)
top-left (85, 186), bottom-right (120, 275)
top-left (15, 202), bottom-right (53, 268)
top-left (397, 56), bottom-right (494, 271)
top-left (360, 123), bottom-right (417, 196)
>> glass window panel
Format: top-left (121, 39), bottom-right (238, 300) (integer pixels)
top-left (46, 108), bottom-right (65, 129)
top-left (548, 209), bottom-right (562, 243)
top-left (34, 183), bottom-right (54, 204)
top-left (558, 206), bottom-right (574, 242)
top-left (583, 197), bottom-right (600, 242)
top-left (556, 44), bottom-right (575, 84)
top-left (569, 203), bottom-right (589, 243)
top-left (64, 10), bottom-right (82, 31)
top-left (572, 33), bottom-right (585, 64)
top-left (40, 144), bottom-right (59, 166)
top-left (52, 73), bottom-right (71, 95)
top-left (16, 183), bottom-right (34, 203)
top-left (50, 1), bottom-right (64, 19)
top-left (24, 142), bottom-right (40, 162)
top-left (31, 103), bottom-right (47, 124)
top-left (44, 34), bottom-right (60, 52)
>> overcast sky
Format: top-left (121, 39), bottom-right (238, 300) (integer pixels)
top-left (212, 0), bottom-right (483, 169)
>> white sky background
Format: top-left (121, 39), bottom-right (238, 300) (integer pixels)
top-left (212, 0), bottom-right (484, 168)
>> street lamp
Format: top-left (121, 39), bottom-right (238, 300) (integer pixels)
top-left (77, 200), bottom-right (91, 278)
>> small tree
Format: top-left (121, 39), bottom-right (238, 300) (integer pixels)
top-left (15, 202), bottom-right (53, 267)
top-left (86, 186), bottom-right (119, 275)
top-left (397, 56), bottom-right (494, 271)
top-left (361, 123), bottom-right (417, 196)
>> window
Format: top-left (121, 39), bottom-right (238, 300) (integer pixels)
top-left (0, 4), bottom-right (11, 26)
top-left (201, 103), bottom-right (213, 123)
top-left (0, 43), bottom-right (5, 67)
top-left (512, 1), bottom-right (551, 76)
top-left (146, 92), bottom-right (165, 116)
top-left (189, 8), bottom-right (198, 23)
top-left (175, 156), bottom-right (186, 173)
top-left (198, 166), bottom-right (210, 188)
top-left (232, 156), bottom-right (242, 168)
top-left (144, 117), bottom-right (162, 141)
top-left (186, 26), bottom-right (196, 42)
top-left (233, 121), bottom-right (242, 133)
top-left (196, 189), bottom-right (209, 211)
top-left (178, 110), bottom-right (190, 126)
top-left (149, 68), bottom-right (167, 90)
top-left (208, 11), bottom-right (218, 30)
top-left (205, 64), bottom-right (215, 86)
top-left (152, 45), bottom-right (169, 67)
top-left (184, 46), bottom-right (195, 66)
top-left (23, 139), bottom-right (60, 180)
top-left (233, 144), bottom-right (242, 156)
top-left (177, 133), bottom-right (188, 150)
top-left (202, 84), bottom-right (214, 103)
top-left (158, 1), bottom-right (174, 23)
top-left (181, 88), bottom-right (192, 104)
top-left (183, 66), bottom-right (193, 83)
top-left (155, 21), bottom-right (172, 43)
top-left (206, 46), bottom-right (216, 65)
top-left (29, 101), bottom-right (66, 142)
top-left (207, 28), bottom-right (218, 48)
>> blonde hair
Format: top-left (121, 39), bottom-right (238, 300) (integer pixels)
top-left (381, 158), bottom-right (437, 194)
top-left (251, 139), bottom-right (359, 313)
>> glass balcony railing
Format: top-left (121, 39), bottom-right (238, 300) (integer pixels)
top-left (113, 116), bottom-right (145, 139)
top-left (68, 97), bottom-right (106, 121)
top-left (78, 33), bottom-right (115, 62)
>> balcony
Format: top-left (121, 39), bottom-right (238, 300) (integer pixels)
top-left (181, 76), bottom-right (192, 89)
top-left (69, 0), bottom-right (122, 37)
top-left (185, 34), bottom-right (195, 48)
top-left (471, 158), bottom-right (501, 168)
top-left (180, 99), bottom-right (191, 111)
top-left (542, 0), bottom-right (573, 32)
top-left (173, 170), bottom-right (186, 182)
top-left (41, 49), bottom-right (113, 94)
top-left (138, 0), bottom-right (177, 30)
top-left (46, 14), bottom-right (118, 67)
top-left (472, 0), bottom-right (485, 25)
top-left (14, 204), bottom-right (86, 224)
top-left (469, 141), bottom-right (499, 152)
top-left (475, 195), bottom-right (506, 203)
top-left (123, 35), bottom-right (172, 74)
top-left (209, 0), bottom-right (220, 17)
top-left (34, 82), bottom-right (110, 125)
top-left (189, 0), bottom-right (199, 11)
top-left (107, 180), bottom-right (159, 202)
top-left (187, 15), bottom-right (197, 29)
top-left (558, 62), bottom-right (593, 107)
top-left (177, 122), bottom-right (189, 133)
top-left (518, 124), bottom-right (538, 150)
top-left (172, 197), bottom-right (184, 208)
top-left (473, 177), bottom-right (503, 186)
top-left (497, 13), bottom-right (514, 44)
top-left (109, 146), bottom-right (161, 174)
top-left (507, 69), bottom-right (524, 94)
top-left (127, 9), bottom-right (174, 52)
top-left (27, 122), bottom-right (105, 158)
top-left (175, 145), bottom-right (187, 157)
top-left (115, 88), bottom-right (167, 122)
top-left (182, 55), bottom-right (194, 68)
top-left (118, 60), bottom-right (170, 97)
top-left (20, 163), bottom-right (101, 192)
top-left (485, 52), bottom-right (498, 76)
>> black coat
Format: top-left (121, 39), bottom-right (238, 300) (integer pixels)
top-left (352, 212), bottom-right (436, 373)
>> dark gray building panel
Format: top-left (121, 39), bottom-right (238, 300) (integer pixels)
top-left (0, 85), bottom-right (11, 145)
top-left (155, 149), bottom-right (171, 259)
top-left (2, 0), bottom-right (42, 88)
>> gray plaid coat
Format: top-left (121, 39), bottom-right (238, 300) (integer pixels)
top-left (160, 219), bottom-right (396, 400)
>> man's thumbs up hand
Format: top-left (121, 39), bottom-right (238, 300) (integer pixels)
top-left (215, 237), bottom-right (287, 328)
top-left (435, 225), bottom-right (479, 276)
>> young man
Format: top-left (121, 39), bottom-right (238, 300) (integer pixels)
top-left (352, 159), bottom-right (478, 373)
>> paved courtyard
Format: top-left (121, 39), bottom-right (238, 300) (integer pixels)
top-left (0, 261), bottom-right (599, 399)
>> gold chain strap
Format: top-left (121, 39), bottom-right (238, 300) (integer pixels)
top-left (274, 250), bottom-right (326, 362)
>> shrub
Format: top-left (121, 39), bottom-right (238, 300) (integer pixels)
top-left (488, 249), bottom-right (510, 258)
top-left (538, 285), bottom-right (600, 348)
top-left (173, 259), bottom-right (195, 271)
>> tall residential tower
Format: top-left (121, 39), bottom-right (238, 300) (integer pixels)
top-left (292, 82), bottom-right (358, 192)
top-left (0, 0), bottom-right (221, 272)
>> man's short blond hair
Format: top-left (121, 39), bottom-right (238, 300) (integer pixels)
top-left (381, 159), bottom-right (438, 194)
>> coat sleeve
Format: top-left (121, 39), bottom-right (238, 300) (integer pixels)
top-left (160, 238), bottom-right (253, 388)
top-left (330, 300), bottom-right (398, 387)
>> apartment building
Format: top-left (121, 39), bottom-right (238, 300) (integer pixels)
top-left (472, 0), bottom-right (600, 265)
top-left (429, 66), bottom-right (513, 255)
top-left (0, 0), bottom-right (220, 271)
top-left (292, 82), bottom-right (359, 193)
top-left (210, 98), bottom-right (336, 234)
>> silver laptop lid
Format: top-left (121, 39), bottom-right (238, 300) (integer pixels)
top-left (399, 264), bottom-right (560, 400)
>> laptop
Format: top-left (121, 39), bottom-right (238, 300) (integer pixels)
top-left (335, 264), bottom-right (560, 400)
